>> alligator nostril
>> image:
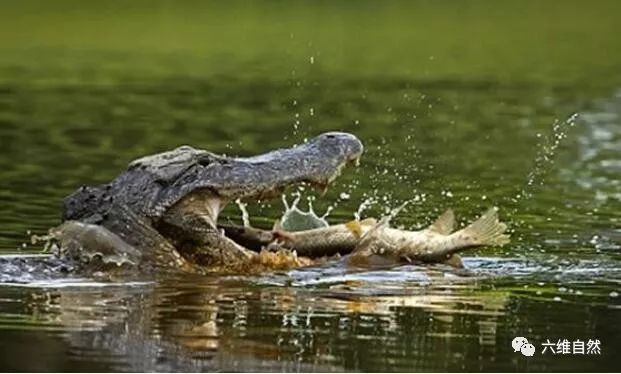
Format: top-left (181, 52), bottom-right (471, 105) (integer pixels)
top-left (326, 134), bottom-right (335, 139)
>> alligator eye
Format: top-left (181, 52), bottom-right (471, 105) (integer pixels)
top-left (198, 155), bottom-right (217, 166)
top-left (326, 134), bottom-right (336, 139)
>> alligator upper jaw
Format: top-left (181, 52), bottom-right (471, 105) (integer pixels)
top-left (207, 132), bottom-right (364, 201)
top-left (250, 154), bottom-right (362, 200)
top-left (259, 152), bottom-right (361, 200)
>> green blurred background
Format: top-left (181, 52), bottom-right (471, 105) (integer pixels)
top-left (1, 0), bottom-right (620, 84)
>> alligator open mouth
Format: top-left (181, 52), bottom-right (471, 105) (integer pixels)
top-left (54, 131), bottom-right (364, 273)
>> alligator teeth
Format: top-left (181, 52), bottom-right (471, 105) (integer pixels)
top-left (328, 163), bottom-right (346, 184)
top-left (320, 184), bottom-right (329, 196)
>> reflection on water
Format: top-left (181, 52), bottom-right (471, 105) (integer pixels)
top-left (0, 263), bottom-right (619, 372)
top-left (1, 0), bottom-right (621, 371)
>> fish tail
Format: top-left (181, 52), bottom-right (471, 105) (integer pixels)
top-left (456, 207), bottom-right (510, 247)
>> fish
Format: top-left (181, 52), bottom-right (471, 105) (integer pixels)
top-left (272, 207), bottom-right (510, 268)
top-left (270, 218), bottom-right (377, 257)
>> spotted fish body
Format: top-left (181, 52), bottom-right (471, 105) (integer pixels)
top-left (276, 207), bottom-right (510, 267)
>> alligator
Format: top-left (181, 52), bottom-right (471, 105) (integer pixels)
top-left (38, 132), bottom-right (363, 274)
top-left (4, 132), bottom-right (510, 281)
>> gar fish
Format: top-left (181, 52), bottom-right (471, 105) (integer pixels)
top-left (273, 206), bottom-right (510, 268)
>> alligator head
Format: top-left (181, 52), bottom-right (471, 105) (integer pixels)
top-left (146, 131), bottom-right (364, 211)
top-left (59, 131), bottom-right (364, 270)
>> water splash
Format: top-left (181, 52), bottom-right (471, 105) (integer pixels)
top-left (235, 198), bottom-right (251, 227)
top-left (519, 113), bottom-right (579, 200)
top-left (354, 197), bottom-right (377, 221)
top-left (321, 205), bottom-right (334, 219)
top-left (383, 201), bottom-right (410, 224)
top-left (278, 193), bottom-right (329, 231)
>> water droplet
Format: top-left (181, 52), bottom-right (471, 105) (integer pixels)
top-left (235, 199), bottom-right (251, 227)
top-left (521, 114), bottom-right (579, 200)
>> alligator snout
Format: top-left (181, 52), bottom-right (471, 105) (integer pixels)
top-left (309, 132), bottom-right (364, 163)
top-left (301, 132), bottom-right (363, 187)
top-left (208, 131), bottom-right (364, 199)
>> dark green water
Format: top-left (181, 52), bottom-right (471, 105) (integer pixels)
top-left (1, 1), bottom-right (620, 371)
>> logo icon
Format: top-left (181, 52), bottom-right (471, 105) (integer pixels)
top-left (512, 337), bottom-right (535, 357)
top-left (521, 343), bottom-right (536, 356)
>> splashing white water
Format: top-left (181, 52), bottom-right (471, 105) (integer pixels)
top-left (235, 198), bottom-right (251, 227)
top-left (354, 197), bottom-right (377, 221)
top-left (519, 113), bottom-right (579, 200)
